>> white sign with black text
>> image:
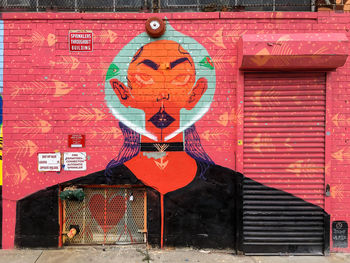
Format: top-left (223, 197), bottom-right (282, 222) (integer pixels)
top-left (63, 152), bottom-right (87, 171)
top-left (38, 153), bottom-right (61, 172)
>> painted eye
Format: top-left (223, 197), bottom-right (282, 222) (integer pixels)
top-left (135, 73), bottom-right (154, 85)
top-left (171, 74), bottom-right (191, 86)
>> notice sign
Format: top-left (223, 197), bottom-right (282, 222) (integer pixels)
top-left (69, 31), bottom-right (93, 52)
top-left (63, 152), bottom-right (87, 171)
top-left (333, 221), bottom-right (348, 248)
top-left (38, 153), bottom-right (61, 172)
top-left (68, 134), bottom-right (85, 148)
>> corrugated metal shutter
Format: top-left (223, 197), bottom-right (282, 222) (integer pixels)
top-left (242, 72), bottom-right (327, 255)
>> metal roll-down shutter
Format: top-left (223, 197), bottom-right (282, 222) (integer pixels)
top-left (242, 72), bottom-right (328, 255)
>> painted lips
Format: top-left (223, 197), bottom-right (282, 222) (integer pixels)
top-left (148, 108), bottom-right (175, 129)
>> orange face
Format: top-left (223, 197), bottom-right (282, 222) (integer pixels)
top-left (127, 40), bottom-right (196, 111)
top-left (111, 40), bottom-right (207, 142)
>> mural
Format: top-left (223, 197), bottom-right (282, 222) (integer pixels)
top-left (2, 13), bottom-right (348, 253)
top-left (14, 21), bottom-right (330, 252)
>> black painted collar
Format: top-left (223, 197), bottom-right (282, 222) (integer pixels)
top-left (140, 142), bottom-right (184, 152)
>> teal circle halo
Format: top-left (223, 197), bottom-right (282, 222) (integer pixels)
top-left (105, 21), bottom-right (216, 142)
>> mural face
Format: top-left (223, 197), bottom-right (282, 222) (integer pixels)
top-left (111, 40), bottom-right (205, 142)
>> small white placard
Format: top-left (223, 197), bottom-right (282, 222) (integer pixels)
top-left (38, 153), bottom-right (61, 172)
top-left (63, 152), bottom-right (87, 171)
top-left (71, 144), bottom-right (82, 148)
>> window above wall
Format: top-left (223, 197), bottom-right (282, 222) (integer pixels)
top-left (0, 0), bottom-right (345, 12)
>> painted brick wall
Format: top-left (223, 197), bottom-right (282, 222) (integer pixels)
top-left (0, 11), bottom-right (349, 251)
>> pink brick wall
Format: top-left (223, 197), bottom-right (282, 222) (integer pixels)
top-left (1, 11), bottom-right (350, 251)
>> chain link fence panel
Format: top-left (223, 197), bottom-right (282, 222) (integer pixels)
top-left (63, 187), bottom-right (146, 245)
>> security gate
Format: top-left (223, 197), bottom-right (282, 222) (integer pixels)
top-left (242, 72), bottom-right (329, 255)
top-left (62, 187), bottom-right (147, 245)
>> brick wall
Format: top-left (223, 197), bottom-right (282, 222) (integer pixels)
top-left (0, 11), bottom-right (349, 251)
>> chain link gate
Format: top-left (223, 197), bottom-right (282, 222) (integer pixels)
top-left (61, 187), bottom-right (147, 245)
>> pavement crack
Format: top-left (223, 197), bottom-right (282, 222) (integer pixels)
top-left (34, 250), bottom-right (44, 263)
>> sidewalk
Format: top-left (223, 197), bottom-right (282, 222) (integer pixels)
top-left (0, 245), bottom-right (350, 263)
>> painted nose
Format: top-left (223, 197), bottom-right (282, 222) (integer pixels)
top-left (156, 93), bottom-right (170, 102)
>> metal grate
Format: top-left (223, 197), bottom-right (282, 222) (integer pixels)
top-left (243, 72), bottom-right (326, 207)
top-left (75, 0), bottom-right (146, 11)
top-left (242, 72), bottom-right (327, 255)
top-left (0, 0), bottom-right (345, 12)
top-left (237, 0), bottom-right (313, 11)
top-left (0, 0), bottom-right (148, 11)
top-left (1, 0), bottom-right (34, 8)
top-left (62, 187), bottom-right (146, 245)
top-left (158, 0), bottom-right (334, 11)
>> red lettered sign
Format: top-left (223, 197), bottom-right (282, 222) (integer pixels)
top-left (68, 134), bottom-right (86, 148)
top-left (69, 32), bottom-right (93, 52)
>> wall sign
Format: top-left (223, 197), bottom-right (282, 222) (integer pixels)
top-left (63, 152), bottom-right (87, 171)
top-left (38, 153), bottom-right (61, 172)
top-left (68, 134), bottom-right (85, 148)
top-left (332, 221), bottom-right (348, 248)
top-left (69, 31), bottom-right (93, 52)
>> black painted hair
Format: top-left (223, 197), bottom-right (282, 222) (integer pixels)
top-left (105, 122), bottom-right (140, 182)
top-left (184, 125), bottom-right (214, 179)
top-left (105, 123), bottom-right (214, 182)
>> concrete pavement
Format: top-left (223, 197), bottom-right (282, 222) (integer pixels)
top-left (0, 246), bottom-right (350, 263)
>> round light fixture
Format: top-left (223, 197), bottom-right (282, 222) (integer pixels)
top-left (145, 17), bottom-right (166, 38)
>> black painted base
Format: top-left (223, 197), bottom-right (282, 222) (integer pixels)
top-left (13, 164), bottom-right (329, 254)
top-left (15, 186), bottom-right (59, 248)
